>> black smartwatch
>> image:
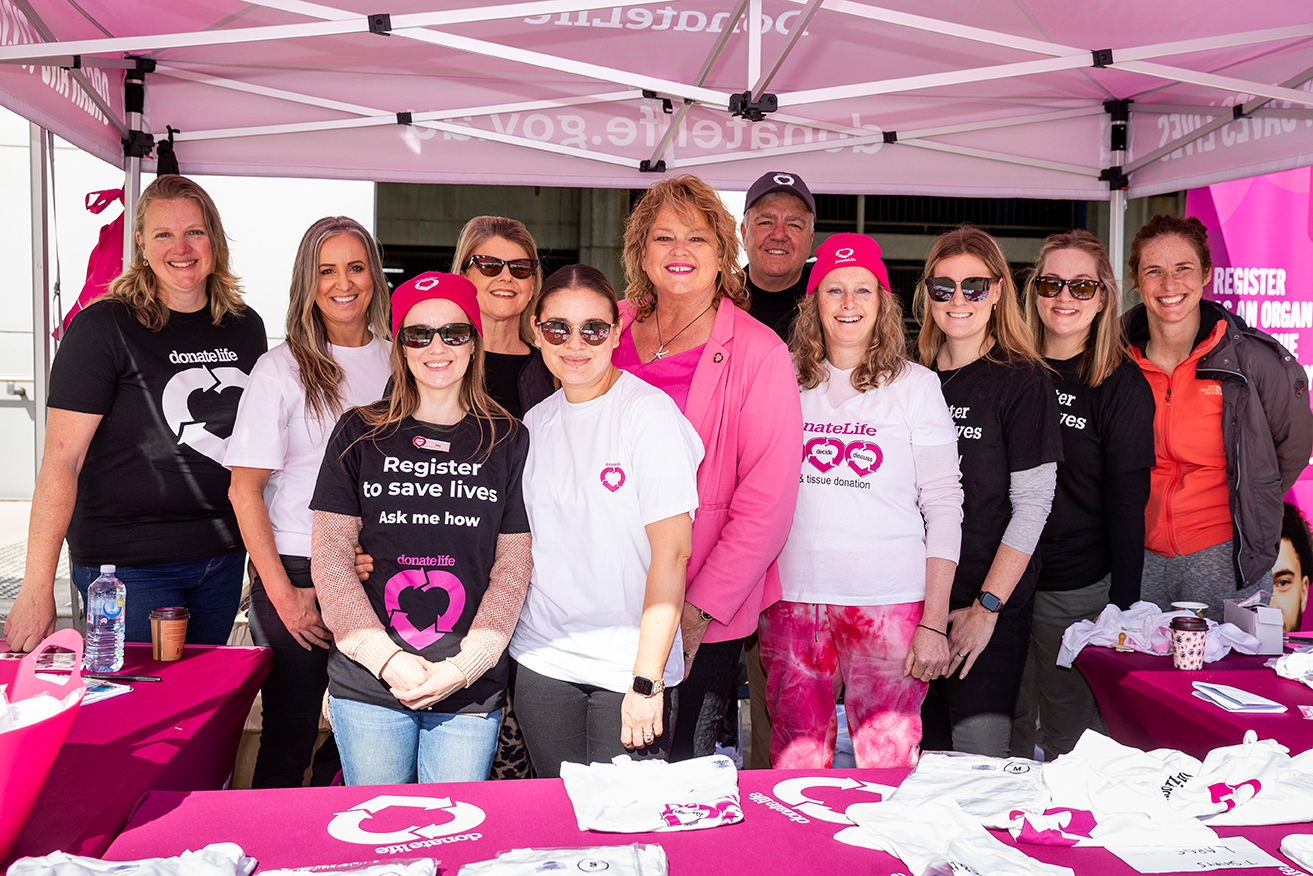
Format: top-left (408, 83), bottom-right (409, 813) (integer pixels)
top-left (631, 674), bottom-right (666, 697)
top-left (976, 590), bottom-right (1004, 613)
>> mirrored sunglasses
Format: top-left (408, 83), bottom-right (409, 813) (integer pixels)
top-left (467, 254), bottom-right (538, 279)
top-left (401, 323), bottom-right (474, 348)
top-left (926, 276), bottom-right (994, 303)
top-left (1035, 277), bottom-right (1102, 300)
top-left (536, 318), bottom-right (614, 346)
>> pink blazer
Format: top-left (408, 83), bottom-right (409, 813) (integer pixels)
top-left (618, 299), bottom-right (803, 642)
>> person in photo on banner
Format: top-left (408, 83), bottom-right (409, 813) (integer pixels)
top-left (226, 217), bottom-right (392, 788)
top-left (453, 215), bottom-right (555, 419)
top-left (509, 265), bottom-right (703, 777)
top-left (761, 233), bottom-right (962, 769)
top-left (1275, 502), bottom-right (1312, 634)
top-left (1011, 230), bottom-right (1155, 761)
top-left (613, 174), bottom-right (803, 760)
top-left (1124, 215), bottom-right (1313, 621)
top-left (309, 271), bottom-right (531, 785)
top-left (4, 174), bottom-right (267, 652)
top-left (914, 225), bottom-right (1063, 758)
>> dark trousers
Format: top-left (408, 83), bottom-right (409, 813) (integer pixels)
top-left (247, 555), bottom-right (339, 788)
top-left (670, 637), bottom-right (744, 761)
top-left (920, 599), bottom-right (1032, 758)
top-left (513, 663), bottom-right (678, 779)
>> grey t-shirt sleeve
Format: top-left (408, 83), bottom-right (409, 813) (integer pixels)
top-left (1000, 462), bottom-right (1057, 556)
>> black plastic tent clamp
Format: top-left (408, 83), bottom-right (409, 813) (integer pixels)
top-left (638, 159), bottom-right (667, 173)
top-left (729, 90), bottom-right (778, 121)
top-left (368, 14), bottom-right (391, 34)
top-left (642, 90), bottom-right (673, 114)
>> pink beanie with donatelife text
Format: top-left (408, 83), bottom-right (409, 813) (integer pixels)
top-left (806, 233), bottom-right (890, 296)
top-left (390, 271), bottom-right (483, 337)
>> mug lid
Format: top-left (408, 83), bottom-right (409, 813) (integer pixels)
top-left (150, 606), bottom-right (190, 619)
top-left (1170, 615), bottom-right (1207, 631)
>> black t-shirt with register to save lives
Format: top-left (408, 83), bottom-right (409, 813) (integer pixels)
top-left (1037, 355), bottom-right (1156, 598)
top-left (48, 299), bottom-right (267, 567)
top-left (311, 406), bottom-right (529, 714)
top-left (937, 356), bottom-right (1063, 613)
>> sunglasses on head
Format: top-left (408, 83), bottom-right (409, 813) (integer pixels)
top-left (400, 323), bottom-right (474, 348)
top-left (466, 254), bottom-right (538, 279)
top-left (536, 318), bottom-right (614, 346)
top-left (1035, 276), bottom-right (1102, 301)
top-left (926, 277), bottom-right (994, 303)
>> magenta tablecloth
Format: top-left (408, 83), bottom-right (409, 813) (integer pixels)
top-left (104, 768), bottom-right (1309, 875)
top-left (1076, 647), bottom-right (1313, 758)
top-left (3, 643), bottom-right (271, 867)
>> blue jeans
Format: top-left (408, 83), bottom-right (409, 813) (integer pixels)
top-left (329, 695), bottom-right (501, 785)
top-left (72, 551), bottom-right (245, 645)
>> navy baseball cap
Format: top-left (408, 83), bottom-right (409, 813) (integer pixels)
top-left (745, 171), bottom-right (816, 215)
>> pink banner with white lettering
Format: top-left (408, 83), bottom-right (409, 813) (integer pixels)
top-left (1189, 167), bottom-right (1313, 631)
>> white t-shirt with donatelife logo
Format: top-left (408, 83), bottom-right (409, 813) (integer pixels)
top-left (778, 361), bottom-right (957, 606)
top-left (512, 371), bottom-right (704, 694)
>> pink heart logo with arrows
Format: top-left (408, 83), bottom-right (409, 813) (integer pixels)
top-left (804, 437), bottom-right (846, 473)
top-left (846, 441), bottom-right (883, 476)
top-left (601, 466), bottom-right (626, 492)
top-left (383, 568), bottom-right (466, 649)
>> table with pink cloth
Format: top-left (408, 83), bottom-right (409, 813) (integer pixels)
top-left (105, 767), bottom-right (1310, 875)
top-left (1076, 647), bottom-right (1313, 758)
top-left (2, 643), bottom-right (271, 867)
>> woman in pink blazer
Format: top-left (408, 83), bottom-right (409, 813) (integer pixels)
top-left (614, 174), bottom-right (803, 759)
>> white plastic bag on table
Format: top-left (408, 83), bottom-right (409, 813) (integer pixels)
top-left (457, 844), bottom-right (667, 875)
top-left (6, 842), bottom-right (255, 876)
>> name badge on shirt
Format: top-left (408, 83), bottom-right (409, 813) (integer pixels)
top-left (413, 436), bottom-right (450, 453)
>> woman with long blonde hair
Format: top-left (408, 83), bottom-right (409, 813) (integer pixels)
top-left (613, 174), bottom-right (802, 760)
top-left (4, 175), bottom-right (266, 653)
top-left (309, 272), bottom-right (530, 785)
top-left (227, 216), bottom-right (392, 787)
top-left (913, 225), bottom-right (1062, 757)
top-left (762, 234), bottom-right (962, 768)
top-left (1011, 230), bottom-right (1154, 761)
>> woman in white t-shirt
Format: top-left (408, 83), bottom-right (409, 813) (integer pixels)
top-left (511, 264), bottom-right (704, 778)
top-left (227, 217), bottom-right (392, 788)
top-left (763, 234), bottom-right (962, 769)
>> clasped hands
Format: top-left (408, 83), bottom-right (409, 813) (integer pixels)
top-left (380, 651), bottom-right (466, 711)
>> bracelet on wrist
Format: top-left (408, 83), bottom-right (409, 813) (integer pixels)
top-left (916, 623), bottom-right (948, 638)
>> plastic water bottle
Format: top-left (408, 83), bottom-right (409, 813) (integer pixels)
top-left (84, 564), bottom-right (125, 672)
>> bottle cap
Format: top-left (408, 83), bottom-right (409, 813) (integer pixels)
top-left (100, 564), bottom-right (115, 574)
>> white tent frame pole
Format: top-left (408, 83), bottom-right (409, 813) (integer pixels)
top-left (0, 0), bottom-right (672, 60)
top-left (751, 0), bottom-right (824, 102)
top-left (1124, 68), bottom-right (1313, 173)
top-left (1132, 104), bottom-right (1313, 118)
top-left (29, 122), bottom-right (50, 476)
top-left (747, 0), bottom-right (762, 85)
top-left (1116, 61), bottom-right (1313, 107)
top-left (1110, 187), bottom-right (1126, 299)
top-left (9, 0), bottom-right (127, 138)
top-left (122, 71), bottom-right (145, 265)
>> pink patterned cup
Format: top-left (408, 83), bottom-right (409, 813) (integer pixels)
top-left (1170, 615), bottom-right (1208, 670)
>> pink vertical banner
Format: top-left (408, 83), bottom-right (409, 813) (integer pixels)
top-left (1188, 167), bottom-right (1313, 632)
top-left (1188, 167), bottom-right (1313, 504)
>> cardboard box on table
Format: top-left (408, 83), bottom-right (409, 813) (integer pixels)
top-left (1224, 598), bottom-right (1284, 655)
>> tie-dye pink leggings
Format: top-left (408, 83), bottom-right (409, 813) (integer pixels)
top-left (758, 600), bottom-right (926, 769)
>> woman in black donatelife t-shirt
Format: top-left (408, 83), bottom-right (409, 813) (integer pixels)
top-left (1012, 230), bottom-right (1155, 760)
top-left (3, 175), bottom-right (266, 652)
top-left (913, 226), bottom-right (1063, 758)
top-left (310, 271), bottom-right (530, 786)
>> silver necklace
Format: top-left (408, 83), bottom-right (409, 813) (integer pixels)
top-left (652, 303), bottom-right (713, 361)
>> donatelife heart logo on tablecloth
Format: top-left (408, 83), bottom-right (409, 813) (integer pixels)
top-left (600, 465), bottom-right (626, 492)
top-left (804, 437), bottom-right (846, 472)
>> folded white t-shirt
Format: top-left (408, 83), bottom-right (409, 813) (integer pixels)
top-left (560, 754), bottom-right (741, 833)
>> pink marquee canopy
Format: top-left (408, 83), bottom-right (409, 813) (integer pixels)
top-left (0, 0), bottom-right (1310, 201)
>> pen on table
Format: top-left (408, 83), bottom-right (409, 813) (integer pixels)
top-left (38, 669), bottom-right (162, 682)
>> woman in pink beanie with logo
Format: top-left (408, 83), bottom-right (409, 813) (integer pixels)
top-left (309, 271), bottom-right (531, 785)
top-left (761, 233), bottom-right (964, 768)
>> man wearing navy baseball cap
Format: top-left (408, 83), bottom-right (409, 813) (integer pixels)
top-left (741, 170), bottom-right (816, 341)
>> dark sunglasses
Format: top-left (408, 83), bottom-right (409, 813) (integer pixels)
top-left (401, 323), bottom-right (474, 348)
top-left (536, 318), bottom-right (614, 346)
top-left (926, 276), bottom-right (994, 302)
top-left (1035, 276), bottom-right (1103, 300)
top-left (466, 254), bottom-right (538, 279)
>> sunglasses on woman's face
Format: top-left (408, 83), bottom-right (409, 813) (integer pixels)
top-left (466, 254), bottom-right (538, 279)
top-left (1034, 276), bottom-right (1103, 300)
top-left (536, 318), bottom-right (614, 346)
top-left (926, 276), bottom-right (994, 302)
top-left (401, 323), bottom-right (473, 348)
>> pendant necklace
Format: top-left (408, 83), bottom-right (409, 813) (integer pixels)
top-left (651, 303), bottom-right (713, 361)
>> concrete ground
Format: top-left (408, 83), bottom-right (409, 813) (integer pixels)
top-left (0, 500), bottom-right (79, 635)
